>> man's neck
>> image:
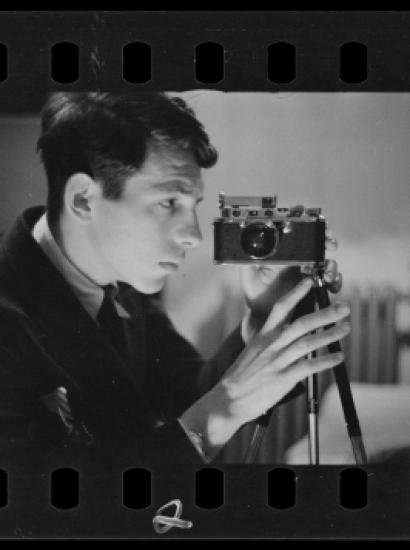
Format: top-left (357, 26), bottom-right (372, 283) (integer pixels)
top-left (53, 214), bottom-right (114, 287)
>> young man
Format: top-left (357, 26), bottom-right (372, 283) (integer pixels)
top-left (0, 92), bottom-right (349, 468)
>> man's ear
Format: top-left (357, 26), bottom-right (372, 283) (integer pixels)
top-left (64, 173), bottom-right (100, 222)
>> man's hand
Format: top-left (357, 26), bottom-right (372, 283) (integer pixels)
top-left (240, 226), bottom-right (343, 340)
top-left (179, 278), bottom-right (351, 456)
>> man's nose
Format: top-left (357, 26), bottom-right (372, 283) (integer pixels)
top-left (176, 215), bottom-right (203, 249)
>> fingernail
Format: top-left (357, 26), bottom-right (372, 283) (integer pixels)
top-left (341, 322), bottom-right (351, 331)
top-left (333, 352), bottom-right (344, 361)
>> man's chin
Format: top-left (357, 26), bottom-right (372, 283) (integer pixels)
top-left (127, 277), bottom-right (166, 295)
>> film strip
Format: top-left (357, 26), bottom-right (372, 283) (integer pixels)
top-left (0, 10), bottom-right (409, 540)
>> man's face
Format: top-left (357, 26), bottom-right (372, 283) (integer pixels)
top-left (89, 144), bottom-right (204, 293)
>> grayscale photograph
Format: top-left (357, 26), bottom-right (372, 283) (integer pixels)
top-left (0, 90), bottom-right (409, 470)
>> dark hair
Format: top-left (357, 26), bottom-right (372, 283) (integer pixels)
top-left (37, 92), bottom-right (218, 228)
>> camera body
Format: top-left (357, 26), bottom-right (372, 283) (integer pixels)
top-left (213, 194), bottom-right (326, 265)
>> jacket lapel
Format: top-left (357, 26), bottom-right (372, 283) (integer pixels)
top-left (0, 207), bottom-right (158, 435)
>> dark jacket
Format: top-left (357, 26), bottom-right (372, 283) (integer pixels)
top-left (0, 207), bottom-right (246, 471)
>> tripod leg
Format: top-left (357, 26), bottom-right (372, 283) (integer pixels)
top-left (313, 277), bottom-right (368, 465)
top-left (243, 284), bottom-right (318, 463)
top-left (292, 287), bottom-right (322, 464)
top-left (307, 371), bottom-right (319, 464)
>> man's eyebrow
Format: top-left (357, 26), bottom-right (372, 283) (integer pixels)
top-left (149, 180), bottom-right (203, 198)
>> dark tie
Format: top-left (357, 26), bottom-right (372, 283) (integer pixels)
top-left (97, 282), bottom-right (147, 390)
top-left (97, 284), bottom-right (126, 356)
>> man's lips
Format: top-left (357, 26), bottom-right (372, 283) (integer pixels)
top-left (159, 261), bottom-right (180, 272)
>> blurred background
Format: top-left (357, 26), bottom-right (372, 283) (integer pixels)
top-left (1, 91), bottom-right (410, 463)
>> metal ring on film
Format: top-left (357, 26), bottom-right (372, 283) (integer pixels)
top-left (152, 499), bottom-right (193, 534)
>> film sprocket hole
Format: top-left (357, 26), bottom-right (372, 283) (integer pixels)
top-left (213, 193), bottom-right (326, 265)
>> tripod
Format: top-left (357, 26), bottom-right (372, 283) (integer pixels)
top-left (244, 265), bottom-right (367, 465)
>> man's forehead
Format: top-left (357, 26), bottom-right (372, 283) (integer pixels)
top-left (136, 144), bottom-right (204, 195)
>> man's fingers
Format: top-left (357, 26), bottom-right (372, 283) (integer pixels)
top-left (269, 302), bottom-right (350, 352)
top-left (286, 351), bottom-right (345, 381)
top-left (325, 227), bottom-right (338, 251)
top-left (328, 272), bottom-right (343, 294)
top-left (260, 277), bottom-right (313, 336)
top-left (324, 259), bottom-right (343, 294)
top-left (325, 235), bottom-right (338, 251)
top-left (271, 321), bottom-right (350, 369)
top-left (324, 259), bottom-right (337, 279)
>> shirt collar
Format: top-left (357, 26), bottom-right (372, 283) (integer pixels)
top-left (32, 213), bottom-right (129, 320)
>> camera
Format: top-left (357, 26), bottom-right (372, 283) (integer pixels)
top-left (213, 193), bottom-right (326, 265)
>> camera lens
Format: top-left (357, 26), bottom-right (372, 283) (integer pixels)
top-left (240, 222), bottom-right (278, 258)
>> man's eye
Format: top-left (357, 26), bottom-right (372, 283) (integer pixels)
top-left (159, 198), bottom-right (177, 209)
